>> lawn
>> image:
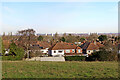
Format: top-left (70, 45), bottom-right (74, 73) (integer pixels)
top-left (0, 36), bottom-right (2, 53)
top-left (2, 61), bottom-right (118, 79)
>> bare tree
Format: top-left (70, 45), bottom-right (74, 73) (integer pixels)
top-left (88, 33), bottom-right (98, 41)
top-left (17, 29), bottom-right (37, 58)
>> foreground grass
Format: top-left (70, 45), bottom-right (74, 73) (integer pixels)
top-left (2, 61), bottom-right (118, 78)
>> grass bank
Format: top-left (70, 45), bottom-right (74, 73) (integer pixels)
top-left (2, 61), bottom-right (118, 78)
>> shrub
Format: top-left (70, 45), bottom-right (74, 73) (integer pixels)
top-left (86, 49), bottom-right (118, 61)
top-left (2, 42), bottom-right (25, 61)
top-left (65, 56), bottom-right (86, 61)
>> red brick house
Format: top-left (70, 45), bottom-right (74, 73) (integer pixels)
top-left (48, 42), bottom-right (82, 56)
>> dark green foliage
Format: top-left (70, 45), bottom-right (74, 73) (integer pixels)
top-left (118, 36), bottom-right (120, 40)
top-left (80, 37), bottom-right (85, 42)
top-left (37, 35), bottom-right (43, 41)
top-left (60, 37), bottom-right (65, 42)
top-left (115, 37), bottom-right (117, 41)
top-left (65, 56), bottom-right (86, 61)
top-left (86, 48), bottom-right (118, 61)
top-left (2, 42), bottom-right (25, 60)
top-left (98, 35), bottom-right (107, 41)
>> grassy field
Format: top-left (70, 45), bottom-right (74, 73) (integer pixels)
top-left (2, 61), bottom-right (118, 79)
top-left (0, 36), bottom-right (2, 53)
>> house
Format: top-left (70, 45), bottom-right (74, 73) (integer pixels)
top-left (48, 42), bottom-right (82, 56)
top-left (15, 40), bottom-right (51, 56)
top-left (36, 41), bottom-right (51, 55)
top-left (81, 41), bottom-right (104, 55)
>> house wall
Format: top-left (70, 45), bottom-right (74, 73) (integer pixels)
top-left (64, 49), bottom-right (75, 53)
top-left (49, 49), bottom-right (82, 56)
top-left (87, 50), bottom-right (99, 54)
top-left (40, 48), bottom-right (48, 54)
top-left (50, 50), bottom-right (64, 56)
top-left (87, 50), bottom-right (93, 54)
top-left (76, 49), bottom-right (82, 53)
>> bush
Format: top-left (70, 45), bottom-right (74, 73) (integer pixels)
top-left (65, 56), bottom-right (86, 61)
top-left (86, 49), bottom-right (118, 61)
top-left (2, 42), bottom-right (25, 61)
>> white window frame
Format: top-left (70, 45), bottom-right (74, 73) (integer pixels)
top-left (72, 49), bottom-right (74, 53)
top-left (78, 49), bottom-right (81, 53)
top-left (66, 50), bottom-right (70, 53)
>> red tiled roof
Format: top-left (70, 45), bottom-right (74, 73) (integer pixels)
top-left (87, 42), bottom-right (104, 50)
top-left (87, 43), bottom-right (99, 50)
top-left (37, 41), bottom-right (51, 49)
top-left (49, 42), bottom-right (81, 50)
top-left (96, 42), bottom-right (104, 48)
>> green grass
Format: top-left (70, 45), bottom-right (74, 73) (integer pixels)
top-left (0, 36), bottom-right (2, 53)
top-left (2, 61), bottom-right (118, 78)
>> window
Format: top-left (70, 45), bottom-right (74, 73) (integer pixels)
top-left (88, 50), bottom-right (90, 53)
top-left (78, 50), bottom-right (81, 53)
top-left (54, 51), bottom-right (56, 53)
top-left (66, 50), bottom-right (70, 53)
top-left (93, 50), bottom-right (96, 52)
top-left (39, 47), bottom-right (43, 49)
top-left (72, 49), bottom-right (74, 53)
top-left (58, 51), bottom-right (62, 53)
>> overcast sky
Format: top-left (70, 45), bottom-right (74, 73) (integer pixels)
top-left (1, 2), bottom-right (118, 34)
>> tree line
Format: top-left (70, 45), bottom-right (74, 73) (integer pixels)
top-left (1, 29), bottom-right (119, 61)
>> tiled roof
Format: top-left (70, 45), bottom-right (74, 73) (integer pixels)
top-left (37, 41), bottom-right (51, 49)
top-left (49, 42), bottom-right (80, 50)
top-left (87, 43), bottom-right (99, 50)
top-left (81, 41), bottom-right (104, 50)
top-left (80, 42), bottom-right (90, 50)
top-left (96, 42), bottom-right (104, 48)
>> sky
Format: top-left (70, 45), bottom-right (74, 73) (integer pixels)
top-left (1, 2), bottom-right (118, 34)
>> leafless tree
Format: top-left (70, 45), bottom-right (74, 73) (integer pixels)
top-left (17, 29), bottom-right (37, 58)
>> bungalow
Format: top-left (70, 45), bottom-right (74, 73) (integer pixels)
top-left (15, 40), bottom-right (51, 56)
top-left (81, 41), bottom-right (104, 55)
top-left (48, 42), bottom-right (82, 56)
top-left (36, 41), bottom-right (51, 55)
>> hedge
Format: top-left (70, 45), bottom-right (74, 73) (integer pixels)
top-left (64, 56), bottom-right (86, 61)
